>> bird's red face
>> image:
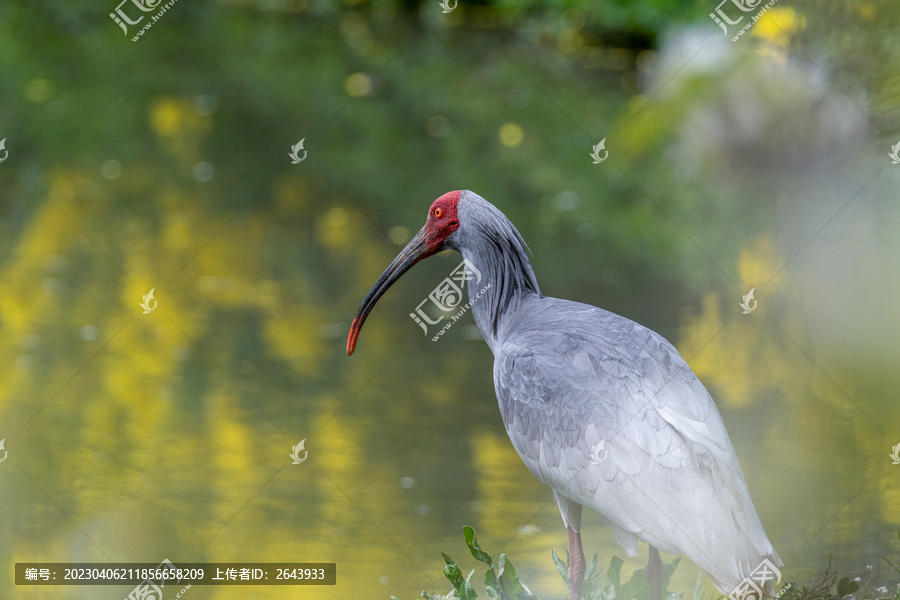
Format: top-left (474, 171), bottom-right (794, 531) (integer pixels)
top-left (346, 191), bottom-right (462, 355)
top-left (422, 190), bottom-right (461, 252)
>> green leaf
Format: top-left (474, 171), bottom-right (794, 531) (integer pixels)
top-left (662, 557), bottom-right (682, 593)
top-left (618, 556), bottom-right (680, 600)
top-left (609, 556), bottom-right (624, 588)
top-left (440, 553), bottom-right (476, 599)
top-left (552, 548), bottom-right (569, 586)
top-left (453, 569), bottom-right (479, 600)
top-left (837, 577), bottom-right (859, 597)
top-left (692, 572), bottom-right (706, 600)
top-left (496, 554), bottom-right (538, 600)
top-left (484, 566), bottom-right (499, 592)
top-left (445, 561), bottom-right (466, 591)
top-left (618, 566), bottom-right (646, 600)
top-left (464, 526), bottom-right (494, 566)
top-left (585, 552), bottom-right (603, 581)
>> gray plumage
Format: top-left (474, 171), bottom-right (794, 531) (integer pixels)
top-left (445, 191), bottom-right (781, 593)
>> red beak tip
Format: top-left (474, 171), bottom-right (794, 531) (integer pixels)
top-left (346, 320), bottom-right (359, 356)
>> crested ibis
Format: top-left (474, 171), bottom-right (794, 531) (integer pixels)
top-left (347, 190), bottom-right (781, 600)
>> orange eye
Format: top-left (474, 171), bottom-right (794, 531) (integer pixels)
top-left (434, 208), bottom-right (443, 218)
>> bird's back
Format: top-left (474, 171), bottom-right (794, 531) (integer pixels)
top-left (492, 294), bottom-right (781, 593)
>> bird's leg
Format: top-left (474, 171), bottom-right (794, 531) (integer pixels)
top-left (566, 525), bottom-right (586, 600)
top-left (646, 545), bottom-right (663, 600)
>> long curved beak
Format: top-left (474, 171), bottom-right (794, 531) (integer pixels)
top-left (347, 227), bottom-right (430, 356)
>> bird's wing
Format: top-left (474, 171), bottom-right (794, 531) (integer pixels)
top-left (493, 299), bottom-right (780, 592)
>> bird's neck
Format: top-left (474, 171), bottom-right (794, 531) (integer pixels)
top-left (459, 237), bottom-right (541, 352)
